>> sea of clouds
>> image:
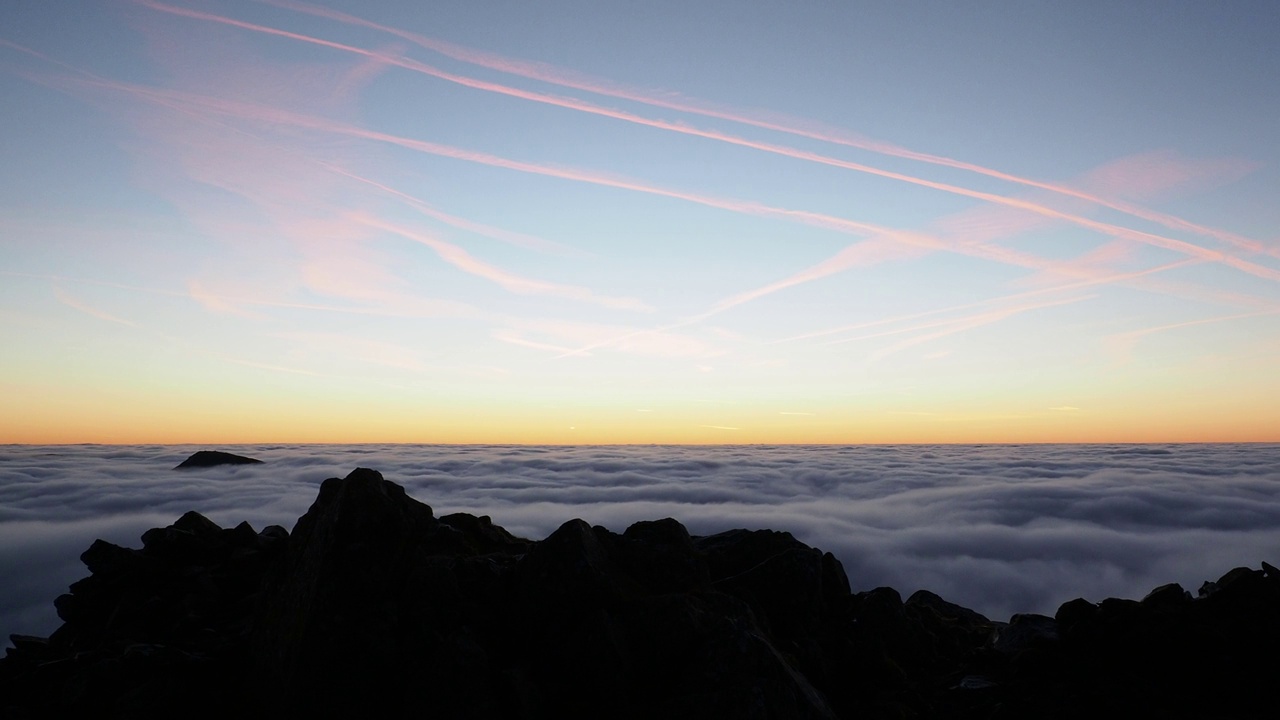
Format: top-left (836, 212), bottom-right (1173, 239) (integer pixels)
top-left (3, 443), bottom-right (1279, 644)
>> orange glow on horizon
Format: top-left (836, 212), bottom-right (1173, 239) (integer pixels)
top-left (4, 386), bottom-right (1275, 446)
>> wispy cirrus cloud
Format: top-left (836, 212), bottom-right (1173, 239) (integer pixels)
top-left (935, 152), bottom-right (1219, 257)
top-left (12, 48), bottom-right (577, 324)
top-left (271, 331), bottom-right (435, 373)
top-left (490, 330), bottom-right (585, 356)
top-left (834, 294), bottom-right (1099, 364)
top-left (3, 0), bottom-right (1273, 450)
top-left (187, 279), bottom-right (264, 320)
top-left (573, 145), bottom-right (1271, 355)
top-left (690, 237), bottom-right (928, 322)
top-left (356, 214), bottom-right (650, 311)
top-left (1106, 308), bottom-right (1280, 362)
top-left (314, 160), bottom-right (570, 255)
top-left (136, 0), bottom-right (1280, 279)
top-left (51, 283), bottom-right (139, 328)
top-left (255, 0), bottom-right (1271, 259)
top-left (16, 23), bottom-right (564, 258)
top-left (497, 318), bottom-right (724, 359)
top-left (52, 66), bottom-right (1280, 320)
top-left (778, 259), bottom-right (1202, 346)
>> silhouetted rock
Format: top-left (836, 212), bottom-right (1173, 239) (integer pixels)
top-left (173, 450), bottom-right (263, 469)
top-left (3, 507), bottom-right (288, 717)
top-left (4, 466), bottom-right (1279, 719)
top-left (252, 467), bottom-right (452, 715)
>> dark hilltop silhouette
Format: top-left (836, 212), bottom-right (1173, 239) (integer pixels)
top-left (173, 450), bottom-right (263, 470)
top-left (3, 467), bottom-right (1278, 718)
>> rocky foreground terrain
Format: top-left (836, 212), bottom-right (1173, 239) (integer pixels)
top-left (3, 467), bottom-right (1278, 718)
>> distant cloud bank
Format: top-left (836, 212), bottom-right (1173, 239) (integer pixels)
top-left (3, 443), bottom-right (1279, 640)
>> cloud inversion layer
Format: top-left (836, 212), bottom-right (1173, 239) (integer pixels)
top-left (3, 444), bottom-right (1278, 642)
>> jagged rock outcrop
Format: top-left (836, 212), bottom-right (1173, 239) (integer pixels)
top-left (3, 509), bottom-right (289, 716)
top-left (3, 467), bottom-right (1279, 718)
top-left (173, 450), bottom-right (263, 469)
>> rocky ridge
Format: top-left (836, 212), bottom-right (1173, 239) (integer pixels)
top-left (172, 450), bottom-right (263, 469)
top-left (2, 467), bottom-right (1278, 718)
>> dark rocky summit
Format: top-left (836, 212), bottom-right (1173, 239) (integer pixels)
top-left (173, 450), bottom-right (263, 469)
top-left (3, 468), bottom-right (1278, 718)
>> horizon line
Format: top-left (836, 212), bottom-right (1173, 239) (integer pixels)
top-left (5, 440), bottom-right (1277, 447)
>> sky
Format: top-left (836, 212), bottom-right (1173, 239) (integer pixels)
top-left (4, 443), bottom-right (1279, 638)
top-left (2, 0), bottom-right (1279, 443)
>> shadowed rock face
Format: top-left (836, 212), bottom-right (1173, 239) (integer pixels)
top-left (3, 467), bottom-right (1279, 719)
top-left (173, 450), bottom-right (263, 469)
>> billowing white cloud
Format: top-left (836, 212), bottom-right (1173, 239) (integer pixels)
top-left (3, 444), bottom-right (1279, 643)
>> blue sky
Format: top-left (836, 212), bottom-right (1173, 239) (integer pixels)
top-left (2, 0), bottom-right (1278, 442)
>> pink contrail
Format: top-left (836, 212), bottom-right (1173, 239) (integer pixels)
top-left (48, 72), bottom-right (890, 243)
top-left (1105, 307), bottom-right (1280, 363)
top-left (135, 1), bottom-right (1280, 278)
top-left (30, 65), bottom-right (1280, 360)
top-left (257, 0), bottom-right (1271, 258)
top-left (852, 294), bottom-right (1109, 365)
top-left (0, 39), bottom-right (104, 80)
top-left (313, 160), bottom-right (571, 255)
top-left (6, 270), bottom-right (484, 320)
top-left (491, 330), bottom-right (585, 356)
top-left (79, 76), bottom-right (932, 244)
top-left (853, 294), bottom-right (1098, 365)
top-left (689, 238), bottom-right (927, 322)
top-left (52, 283), bottom-right (140, 328)
top-left (354, 214), bottom-right (651, 311)
top-left (778, 259), bottom-right (1205, 345)
top-left (187, 279), bottom-right (264, 320)
top-left (1112, 308), bottom-right (1280, 342)
top-left (548, 243), bottom-right (1116, 360)
top-left (829, 294), bottom-right (1096, 349)
top-left (5, 35), bottom-right (563, 257)
top-left (53, 71), bottom-right (1280, 329)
